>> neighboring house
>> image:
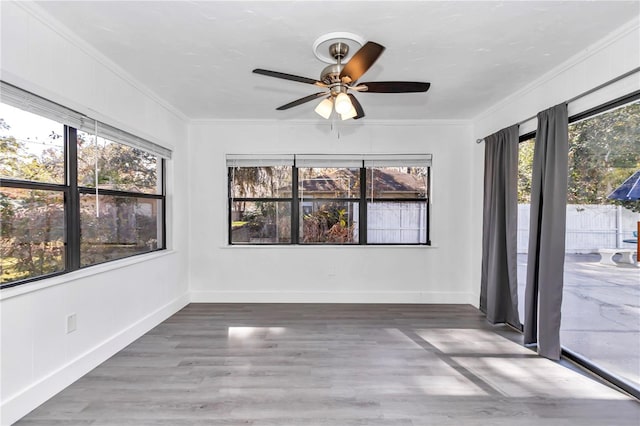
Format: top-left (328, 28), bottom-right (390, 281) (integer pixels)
top-left (279, 167), bottom-right (426, 199)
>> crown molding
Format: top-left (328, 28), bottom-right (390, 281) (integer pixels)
top-left (14, 1), bottom-right (190, 123)
top-left (189, 118), bottom-right (472, 127)
top-left (473, 16), bottom-right (640, 123)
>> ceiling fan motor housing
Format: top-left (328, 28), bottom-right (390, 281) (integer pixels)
top-left (329, 42), bottom-right (349, 60)
top-left (320, 64), bottom-right (343, 86)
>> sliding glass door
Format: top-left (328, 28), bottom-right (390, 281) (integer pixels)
top-left (561, 99), bottom-right (640, 389)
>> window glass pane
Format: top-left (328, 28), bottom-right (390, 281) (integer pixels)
top-left (299, 168), bottom-right (360, 199)
top-left (300, 201), bottom-right (358, 244)
top-left (560, 100), bottom-right (640, 388)
top-left (80, 194), bottom-right (161, 266)
top-left (366, 167), bottom-right (426, 199)
top-left (0, 187), bottom-right (65, 283)
top-left (367, 202), bottom-right (427, 244)
top-left (230, 166), bottom-right (292, 198)
top-left (517, 137), bottom-right (535, 326)
top-left (231, 201), bottom-right (291, 244)
top-left (77, 131), bottom-right (160, 194)
top-left (0, 103), bottom-right (64, 184)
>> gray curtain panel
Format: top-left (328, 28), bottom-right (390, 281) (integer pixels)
top-left (480, 125), bottom-right (521, 328)
top-left (524, 103), bottom-right (568, 360)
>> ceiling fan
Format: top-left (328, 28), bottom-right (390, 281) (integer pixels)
top-left (253, 40), bottom-right (430, 120)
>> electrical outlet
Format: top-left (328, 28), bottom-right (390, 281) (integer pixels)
top-left (66, 313), bottom-right (77, 334)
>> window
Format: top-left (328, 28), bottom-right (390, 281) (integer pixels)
top-left (366, 158), bottom-right (429, 244)
top-left (228, 155), bottom-right (293, 244)
top-left (561, 97), bottom-right (640, 390)
top-left (76, 133), bottom-right (164, 267)
top-left (0, 82), bottom-right (170, 288)
top-left (227, 154), bottom-right (431, 245)
top-left (297, 155), bottom-right (362, 244)
top-left (0, 188), bottom-right (66, 283)
top-left (517, 135), bottom-right (535, 326)
top-left (515, 93), bottom-right (640, 396)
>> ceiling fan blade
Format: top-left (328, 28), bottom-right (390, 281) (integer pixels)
top-left (253, 69), bottom-right (326, 87)
top-left (357, 81), bottom-right (431, 93)
top-left (276, 92), bottom-right (327, 110)
top-left (339, 41), bottom-right (385, 83)
top-left (348, 94), bottom-right (365, 120)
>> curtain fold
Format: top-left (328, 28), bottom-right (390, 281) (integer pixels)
top-left (480, 125), bottom-right (521, 328)
top-left (524, 103), bottom-right (568, 360)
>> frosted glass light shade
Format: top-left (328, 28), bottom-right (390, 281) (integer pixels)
top-left (315, 98), bottom-right (333, 119)
top-left (334, 92), bottom-right (352, 115)
top-left (341, 104), bottom-right (358, 120)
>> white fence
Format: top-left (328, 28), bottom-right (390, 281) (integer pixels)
top-left (518, 204), bottom-right (639, 254)
top-left (367, 202), bottom-right (427, 244)
top-left (353, 202), bottom-right (427, 244)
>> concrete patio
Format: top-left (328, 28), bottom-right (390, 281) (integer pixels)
top-left (517, 253), bottom-right (640, 389)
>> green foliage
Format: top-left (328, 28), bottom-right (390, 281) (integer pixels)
top-left (231, 166), bottom-right (274, 197)
top-left (302, 203), bottom-right (354, 243)
top-left (611, 199), bottom-right (640, 214)
top-left (77, 133), bottom-right (157, 192)
top-left (0, 192), bottom-right (13, 238)
top-left (231, 201), bottom-right (290, 243)
top-left (518, 101), bottom-right (640, 209)
top-left (518, 139), bottom-right (535, 203)
top-left (567, 102), bottom-right (640, 206)
top-left (1, 122), bottom-right (159, 284)
top-left (0, 189), bottom-right (65, 283)
top-left (230, 166), bottom-right (293, 199)
top-left (0, 135), bottom-right (31, 179)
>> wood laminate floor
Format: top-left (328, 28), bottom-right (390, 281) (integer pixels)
top-left (16, 304), bottom-right (640, 425)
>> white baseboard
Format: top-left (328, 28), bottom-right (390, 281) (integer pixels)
top-left (1, 292), bottom-right (190, 426)
top-left (469, 292), bottom-right (481, 309)
top-left (189, 290), bottom-right (476, 305)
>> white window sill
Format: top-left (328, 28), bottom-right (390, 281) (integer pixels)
top-left (221, 244), bottom-right (438, 249)
top-left (0, 250), bottom-right (177, 301)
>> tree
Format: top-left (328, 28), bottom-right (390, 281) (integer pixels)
top-left (517, 139), bottom-right (535, 203)
top-left (567, 102), bottom-right (640, 205)
top-left (1, 122), bottom-right (161, 283)
top-left (1, 118), bottom-right (65, 282)
top-left (77, 133), bottom-right (158, 192)
top-left (517, 101), bottom-right (640, 209)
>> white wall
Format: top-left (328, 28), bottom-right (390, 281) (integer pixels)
top-left (470, 18), bottom-right (640, 303)
top-left (0, 2), bottom-right (190, 424)
top-left (189, 119), bottom-right (476, 304)
top-left (473, 18), bottom-right (640, 139)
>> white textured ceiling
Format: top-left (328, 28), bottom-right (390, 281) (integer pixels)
top-left (34, 1), bottom-right (639, 120)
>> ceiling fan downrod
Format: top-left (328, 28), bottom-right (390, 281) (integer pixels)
top-left (321, 43), bottom-right (349, 91)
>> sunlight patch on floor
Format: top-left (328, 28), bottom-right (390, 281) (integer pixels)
top-left (454, 357), bottom-right (629, 399)
top-left (415, 328), bottom-right (533, 355)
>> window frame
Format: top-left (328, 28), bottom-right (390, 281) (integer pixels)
top-left (297, 165), bottom-right (362, 245)
top-left (0, 84), bottom-right (169, 289)
top-left (227, 163), bottom-right (294, 245)
top-left (514, 90), bottom-right (640, 400)
top-left (227, 156), bottom-right (431, 246)
top-left (365, 165), bottom-right (430, 245)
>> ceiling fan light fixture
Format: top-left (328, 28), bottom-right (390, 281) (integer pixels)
top-left (254, 39), bottom-right (431, 121)
top-left (334, 92), bottom-right (352, 115)
top-left (315, 98), bottom-right (334, 119)
top-left (341, 104), bottom-right (358, 120)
